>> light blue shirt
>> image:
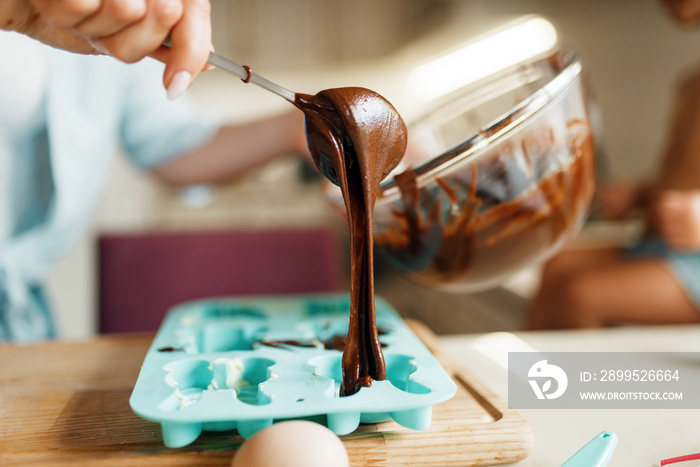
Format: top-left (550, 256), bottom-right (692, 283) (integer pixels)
top-left (0, 46), bottom-right (220, 342)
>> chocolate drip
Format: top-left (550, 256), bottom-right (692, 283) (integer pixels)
top-left (260, 339), bottom-right (318, 349)
top-left (157, 346), bottom-right (185, 352)
top-left (295, 88), bottom-right (406, 396)
top-left (258, 335), bottom-right (387, 352)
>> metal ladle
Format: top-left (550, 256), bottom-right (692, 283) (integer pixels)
top-left (205, 51), bottom-right (295, 103)
top-left (190, 47), bottom-right (404, 186)
top-left (201, 50), bottom-right (356, 185)
top-left (162, 39), bottom-right (294, 102)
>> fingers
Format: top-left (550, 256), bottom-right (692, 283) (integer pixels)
top-left (26, 0), bottom-right (213, 98)
top-left (30, 0), bottom-right (174, 59)
top-left (30, 0), bottom-right (101, 28)
top-left (92, 0), bottom-right (182, 63)
top-left (73, 0), bottom-right (147, 38)
top-left (161, 0), bottom-right (211, 99)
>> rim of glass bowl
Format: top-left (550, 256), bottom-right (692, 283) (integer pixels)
top-left (376, 47), bottom-right (584, 201)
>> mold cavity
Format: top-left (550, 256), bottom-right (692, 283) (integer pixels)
top-left (162, 357), bottom-right (274, 408)
top-left (305, 298), bottom-right (350, 317)
top-left (209, 357), bottom-right (275, 406)
top-left (173, 328), bottom-right (198, 353)
top-left (160, 359), bottom-right (212, 411)
top-left (309, 355), bottom-right (343, 393)
top-left (199, 324), bottom-right (269, 352)
top-left (296, 398), bottom-right (305, 403)
top-left (164, 359), bottom-right (213, 391)
top-left (295, 318), bottom-right (349, 347)
top-left (201, 303), bottom-right (266, 320)
top-left (385, 354), bottom-right (431, 395)
top-left (310, 354), bottom-right (428, 395)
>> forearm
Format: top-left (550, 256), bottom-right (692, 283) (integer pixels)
top-left (153, 110), bottom-right (308, 186)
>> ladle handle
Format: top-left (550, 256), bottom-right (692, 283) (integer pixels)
top-left (205, 52), bottom-right (296, 103)
top-left (161, 38), bottom-right (296, 103)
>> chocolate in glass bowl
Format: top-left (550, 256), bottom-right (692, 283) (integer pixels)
top-left (327, 49), bottom-right (597, 292)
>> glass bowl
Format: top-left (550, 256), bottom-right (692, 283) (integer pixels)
top-left (329, 48), bottom-right (597, 292)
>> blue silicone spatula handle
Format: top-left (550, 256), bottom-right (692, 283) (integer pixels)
top-left (561, 431), bottom-right (618, 467)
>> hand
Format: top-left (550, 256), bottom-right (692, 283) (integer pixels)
top-left (1, 0), bottom-right (212, 99)
top-left (653, 190), bottom-right (700, 251)
top-left (597, 180), bottom-right (642, 220)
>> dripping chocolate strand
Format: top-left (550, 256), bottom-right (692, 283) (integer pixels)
top-left (294, 88), bottom-right (406, 396)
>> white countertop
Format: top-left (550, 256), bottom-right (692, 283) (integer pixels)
top-left (440, 325), bottom-right (700, 466)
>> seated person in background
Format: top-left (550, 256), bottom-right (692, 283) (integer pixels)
top-left (525, 0), bottom-right (700, 330)
top-left (525, 184), bottom-right (700, 330)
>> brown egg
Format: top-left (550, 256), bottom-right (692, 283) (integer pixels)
top-left (232, 421), bottom-right (349, 467)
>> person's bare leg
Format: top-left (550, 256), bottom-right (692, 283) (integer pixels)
top-left (550, 257), bottom-right (700, 328)
top-left (525, 247), bottom-right (622, 330)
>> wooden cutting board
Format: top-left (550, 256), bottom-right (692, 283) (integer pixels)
top-left (0, 320), bottom-right (533, 466)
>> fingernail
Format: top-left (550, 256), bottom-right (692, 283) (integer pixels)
top-left (167, 71), bottom-right (192, 100)
top-left (88, 38), bottom-right (109, 55)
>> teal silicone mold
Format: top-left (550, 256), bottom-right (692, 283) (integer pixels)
top-left (129, 294), bottom-right (457, 448)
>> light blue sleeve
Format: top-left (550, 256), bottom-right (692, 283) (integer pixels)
top-left (118, 60), bottom-right (222, 169)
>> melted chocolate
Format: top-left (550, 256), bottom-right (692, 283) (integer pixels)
top-left (260, 339), bottom-right (318, 349)
top-left (258, 334), bottom-right (387, 352)
top-left (295, 88), bottom-right (406, 396)
top-left (375, 121), bottom-right (595, 287)
top-left (324, 334), bottom-right (348, 352)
